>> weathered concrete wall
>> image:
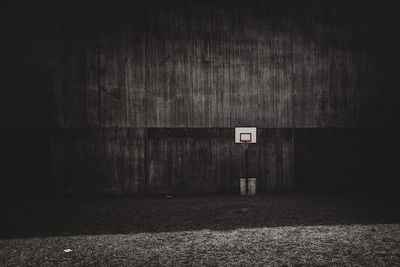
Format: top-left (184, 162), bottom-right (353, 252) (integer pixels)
top-left (1, 0), bottom-right (400, 194)
top-left (147, 128), bottom-right (294, 194)
top-left (49, 127), bottom-right (399, 194)
top-left (2, 0), bottom-right (394, 128)
top-left (2, 127), bottom-right (399, 195)
top-left (53, 128), bottom-right (146, 194)
top-left (48, 0), bottom-right (382, 128)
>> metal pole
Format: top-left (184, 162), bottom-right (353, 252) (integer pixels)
top-left (245, 146), bottom-right (248, 195)
top-left (144, 127), bottom-right (149, 195)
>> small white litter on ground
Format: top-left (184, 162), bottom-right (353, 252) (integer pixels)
top-left (63, 249), bottom-right (72, 253)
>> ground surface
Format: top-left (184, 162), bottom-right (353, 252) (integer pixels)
top-left (1, 224), bottom-right (400, 266)
top-left (1, 194), bottom-right (400, 266)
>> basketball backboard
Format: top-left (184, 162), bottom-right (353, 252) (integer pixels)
top-left (235, 127), bottom-right (257, 143)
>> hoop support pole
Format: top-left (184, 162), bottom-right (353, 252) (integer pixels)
top-left (245, 143), bottom-right (248, 194)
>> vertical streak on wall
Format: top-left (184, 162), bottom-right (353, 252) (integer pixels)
top-left (96, 42), bottom-right (102, 126)
top-left (144, 30), bottom-right (151, 194)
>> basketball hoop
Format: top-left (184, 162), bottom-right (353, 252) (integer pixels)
top-left (234, 127), bottom-right (257, 196)
top-left (241, 141), bottom-right (249, 150)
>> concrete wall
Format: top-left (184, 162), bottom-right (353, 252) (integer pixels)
top-left (1, 0), bottom-right (400, 195)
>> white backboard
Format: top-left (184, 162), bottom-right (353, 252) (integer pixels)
top-left (235, 127), bottom-right (257, 143)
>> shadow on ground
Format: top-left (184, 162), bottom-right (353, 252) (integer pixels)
top-left (1, 193), bottom-right (400, 239)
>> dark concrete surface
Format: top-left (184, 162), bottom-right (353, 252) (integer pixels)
top-left (1, 0), bottom-right (400, 194)
top-left (1, 193), bottom-right (400, 239)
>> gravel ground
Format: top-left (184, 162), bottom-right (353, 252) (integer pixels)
top-left (1, 194), bottom-right (400, 266)
top-left (1, 224), bottom-right (400, 266)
